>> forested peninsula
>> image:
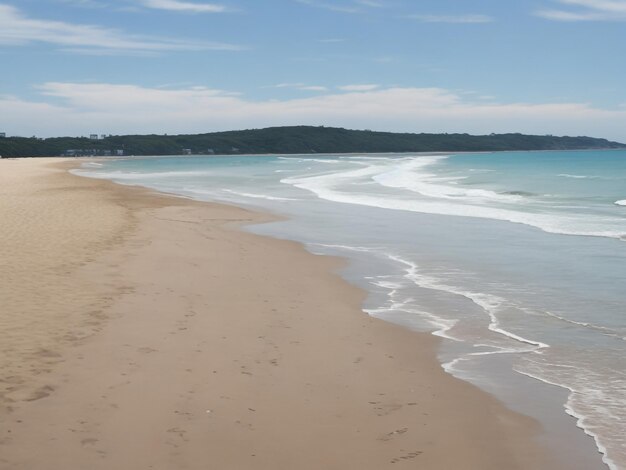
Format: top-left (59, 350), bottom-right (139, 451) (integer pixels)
top-left (1, 126), bottom-right (624, 158)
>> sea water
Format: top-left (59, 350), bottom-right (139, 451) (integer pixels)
top-left (76, 150), bottom-right (626, 469)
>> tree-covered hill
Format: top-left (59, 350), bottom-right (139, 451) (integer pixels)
top-left (1, 126), bottom-right (624, 158)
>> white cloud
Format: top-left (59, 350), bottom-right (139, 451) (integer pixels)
top-left (338, 84), bottom-right (380, 91)
top-left (407, 14), bottom-right (494, 23)
top-left (273, 83), bottom-right (304, 88)
top-left (0, 4), bottom-right (242, 53)
top-left (272, 83), bottom-right (328, 92)
top-left (296, 0), bottom-right (391, 13)
top-left (137, 0), bottom-right (230, 13)
top-left (354, 0), bottom-right (385, 7)
top-left (60, 0), bottom-right (108, 7)
top-left (295, 0), bottom-right (360, 14)
top-left (535, 9), bottom-right (601, 20)
top-left (535, 0), bottom-right (626, 21)
top-left (2, 83), bottom-right (626, 142)
top-left (299, 86), bottom-right (329, 91)
top-left (560, 0), bottom-right (626, 12)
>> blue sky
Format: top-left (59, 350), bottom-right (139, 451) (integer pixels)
top-left (2, 0), bottom-right (626, 140)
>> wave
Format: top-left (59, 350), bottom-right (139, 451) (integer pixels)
top-left (311, 243), bottom-right (524, 345)
top-left (558, 173), bottom-right (595, 179)
top-left (277, 157), bottom-right (342, 164)
top-left (309, 243), bottom-right (458, 339)
top-left (310, 244), bottom-right (620, 470)
top-left (615, 200), bottom-right (626, 206)
top-left (364, 278), bottom-right (459, 340)
top-left (307, 159), bottom-right (342, 164)
top-left (558, 174), bottom-right (619, 181)
top-left (75, 169), bottom-right (215, 180)
top-left (543, 310), bottom-right (626, 341)
top-left (514, 368), bottom-right (619, 470)
top-left (372, 157), bottom-right (527, 204)
top-left (221, 189), bottom-right (297, 202)
top-left (282, 158), bottom-right (626, 240)
top-left (308, 243), bottom-right (377, 254)
top-left (384, 252), bottom-right (549, 350)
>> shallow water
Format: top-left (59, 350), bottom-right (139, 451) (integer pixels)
top-left (77, 150), bottom-right (626, 469)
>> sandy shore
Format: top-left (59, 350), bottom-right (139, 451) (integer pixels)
top-left (0, 158), bottom-right (558, 469)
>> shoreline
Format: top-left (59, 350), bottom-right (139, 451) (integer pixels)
top-left (1, 157), bottom-right (562, 469)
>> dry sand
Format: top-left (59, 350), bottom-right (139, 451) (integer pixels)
top-left (0, 158), bottom-right (559, 469)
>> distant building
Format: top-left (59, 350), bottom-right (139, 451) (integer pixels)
top-left (103, 150), bottom-right (112, 156)
top-left (182, 149), bottom-right (192, 155)
top-left (207, 148), bottom-right (215, 154)
top-left (89, 134), bottom-right (98, 140)
top-left (115, 149), bottom-right (124, 156)
top-left (0, 132), bottom-right (6, 138)
top-left (101, 134), bottom-right (107, 140)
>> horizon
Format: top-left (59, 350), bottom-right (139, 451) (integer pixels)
top-left (2, 125), bottom-right (626, 144)
top-left (2, 1), bottom-right (626, 140)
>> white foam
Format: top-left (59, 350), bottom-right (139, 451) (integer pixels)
top-left (373, 157), bottom-right (526, 204)
top-left (615, 200), bottom-right (626, 206)
top-left (282, 159), bottom-right (626, 240)
top-left (442, 344), bottom-right (537, 377)
top-left (221, 189), bottom-right (297, 201)
top-left (557, 174), bottom-right (617, 182)
top-left (515, 368), bottom-right (620, 470)
top-left (308, 243), bottom-right (377, 254)
top-left (309, 243), bottom-right (459, 339)
top-left (75, 169), bottom-right (214, 180)
top-left (384, 253), bottom-right (549, 350)
top-left (558, 173), bottom-right (593, 179)
top-left (277, 157), bottom-right (341, 164)
top-left (308, 159), bottom-right (342, 164)
top-left (543, 311), bottom-right (625, 341)
top-left (364, 277), bottom-right (458, 340)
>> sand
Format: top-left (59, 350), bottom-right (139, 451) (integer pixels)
top-left (0, 158), bottom-right (558, 469)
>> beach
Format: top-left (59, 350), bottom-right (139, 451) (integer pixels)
top-left (0, 157), bottom-right (558, 469)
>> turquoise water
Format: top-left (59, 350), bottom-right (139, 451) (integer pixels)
top-left (77, 150), bottom-right (626, 469)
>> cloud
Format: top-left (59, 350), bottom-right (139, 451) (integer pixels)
top-left (295, 0), bottom-right (391, 13)
top-left (354, 0), bottom-right (386, 7)
top-left (271, 83), bottom-right (329, 92)
top-left (535, 0), bottom-right (626, 21)
top-left (299, 86), bottom-right (329, 92)
top-left (557, 0), bottom-right (626, 12)
top-left (59, 0), bottom-right (108, 7)
top-left (338, 84), bottom-right (380, 91)
top-left (0, 4), bottom-right (243, 53)
top-left (295, 0), bottom-right (360, 13)
top-left (2, 82), bottom-right (626, 142)
top-left (407, 14), bottom-right (494, 23)
top-left (137, 0), bottom-right (230, 13)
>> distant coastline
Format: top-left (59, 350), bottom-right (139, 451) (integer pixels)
top-left (1, 125), bottom-right (624, 158)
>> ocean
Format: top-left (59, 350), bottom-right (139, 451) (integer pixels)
top-left (76, 149), bottom-right (626, 469)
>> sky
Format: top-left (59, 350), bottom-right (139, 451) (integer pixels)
top-left (1, 0), bottom-right (626, 140)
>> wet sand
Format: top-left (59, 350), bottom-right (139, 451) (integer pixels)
top-left (0, 158), bottom-right (557, 469)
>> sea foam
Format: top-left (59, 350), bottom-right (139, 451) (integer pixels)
top-left (282, 159), bottom-right (626, 240)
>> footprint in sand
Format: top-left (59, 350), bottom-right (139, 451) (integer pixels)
top-left (24, 385), bottom-right (55, 402)
top-left (373, 403), bottom-right (403, 416)
top-left (378, 427), bottom-right (408, 442)
top-left (390, 450), bottom-right (422, 463)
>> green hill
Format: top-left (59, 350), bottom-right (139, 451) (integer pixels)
top-left (1, 126), bottom-right (624, 158)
